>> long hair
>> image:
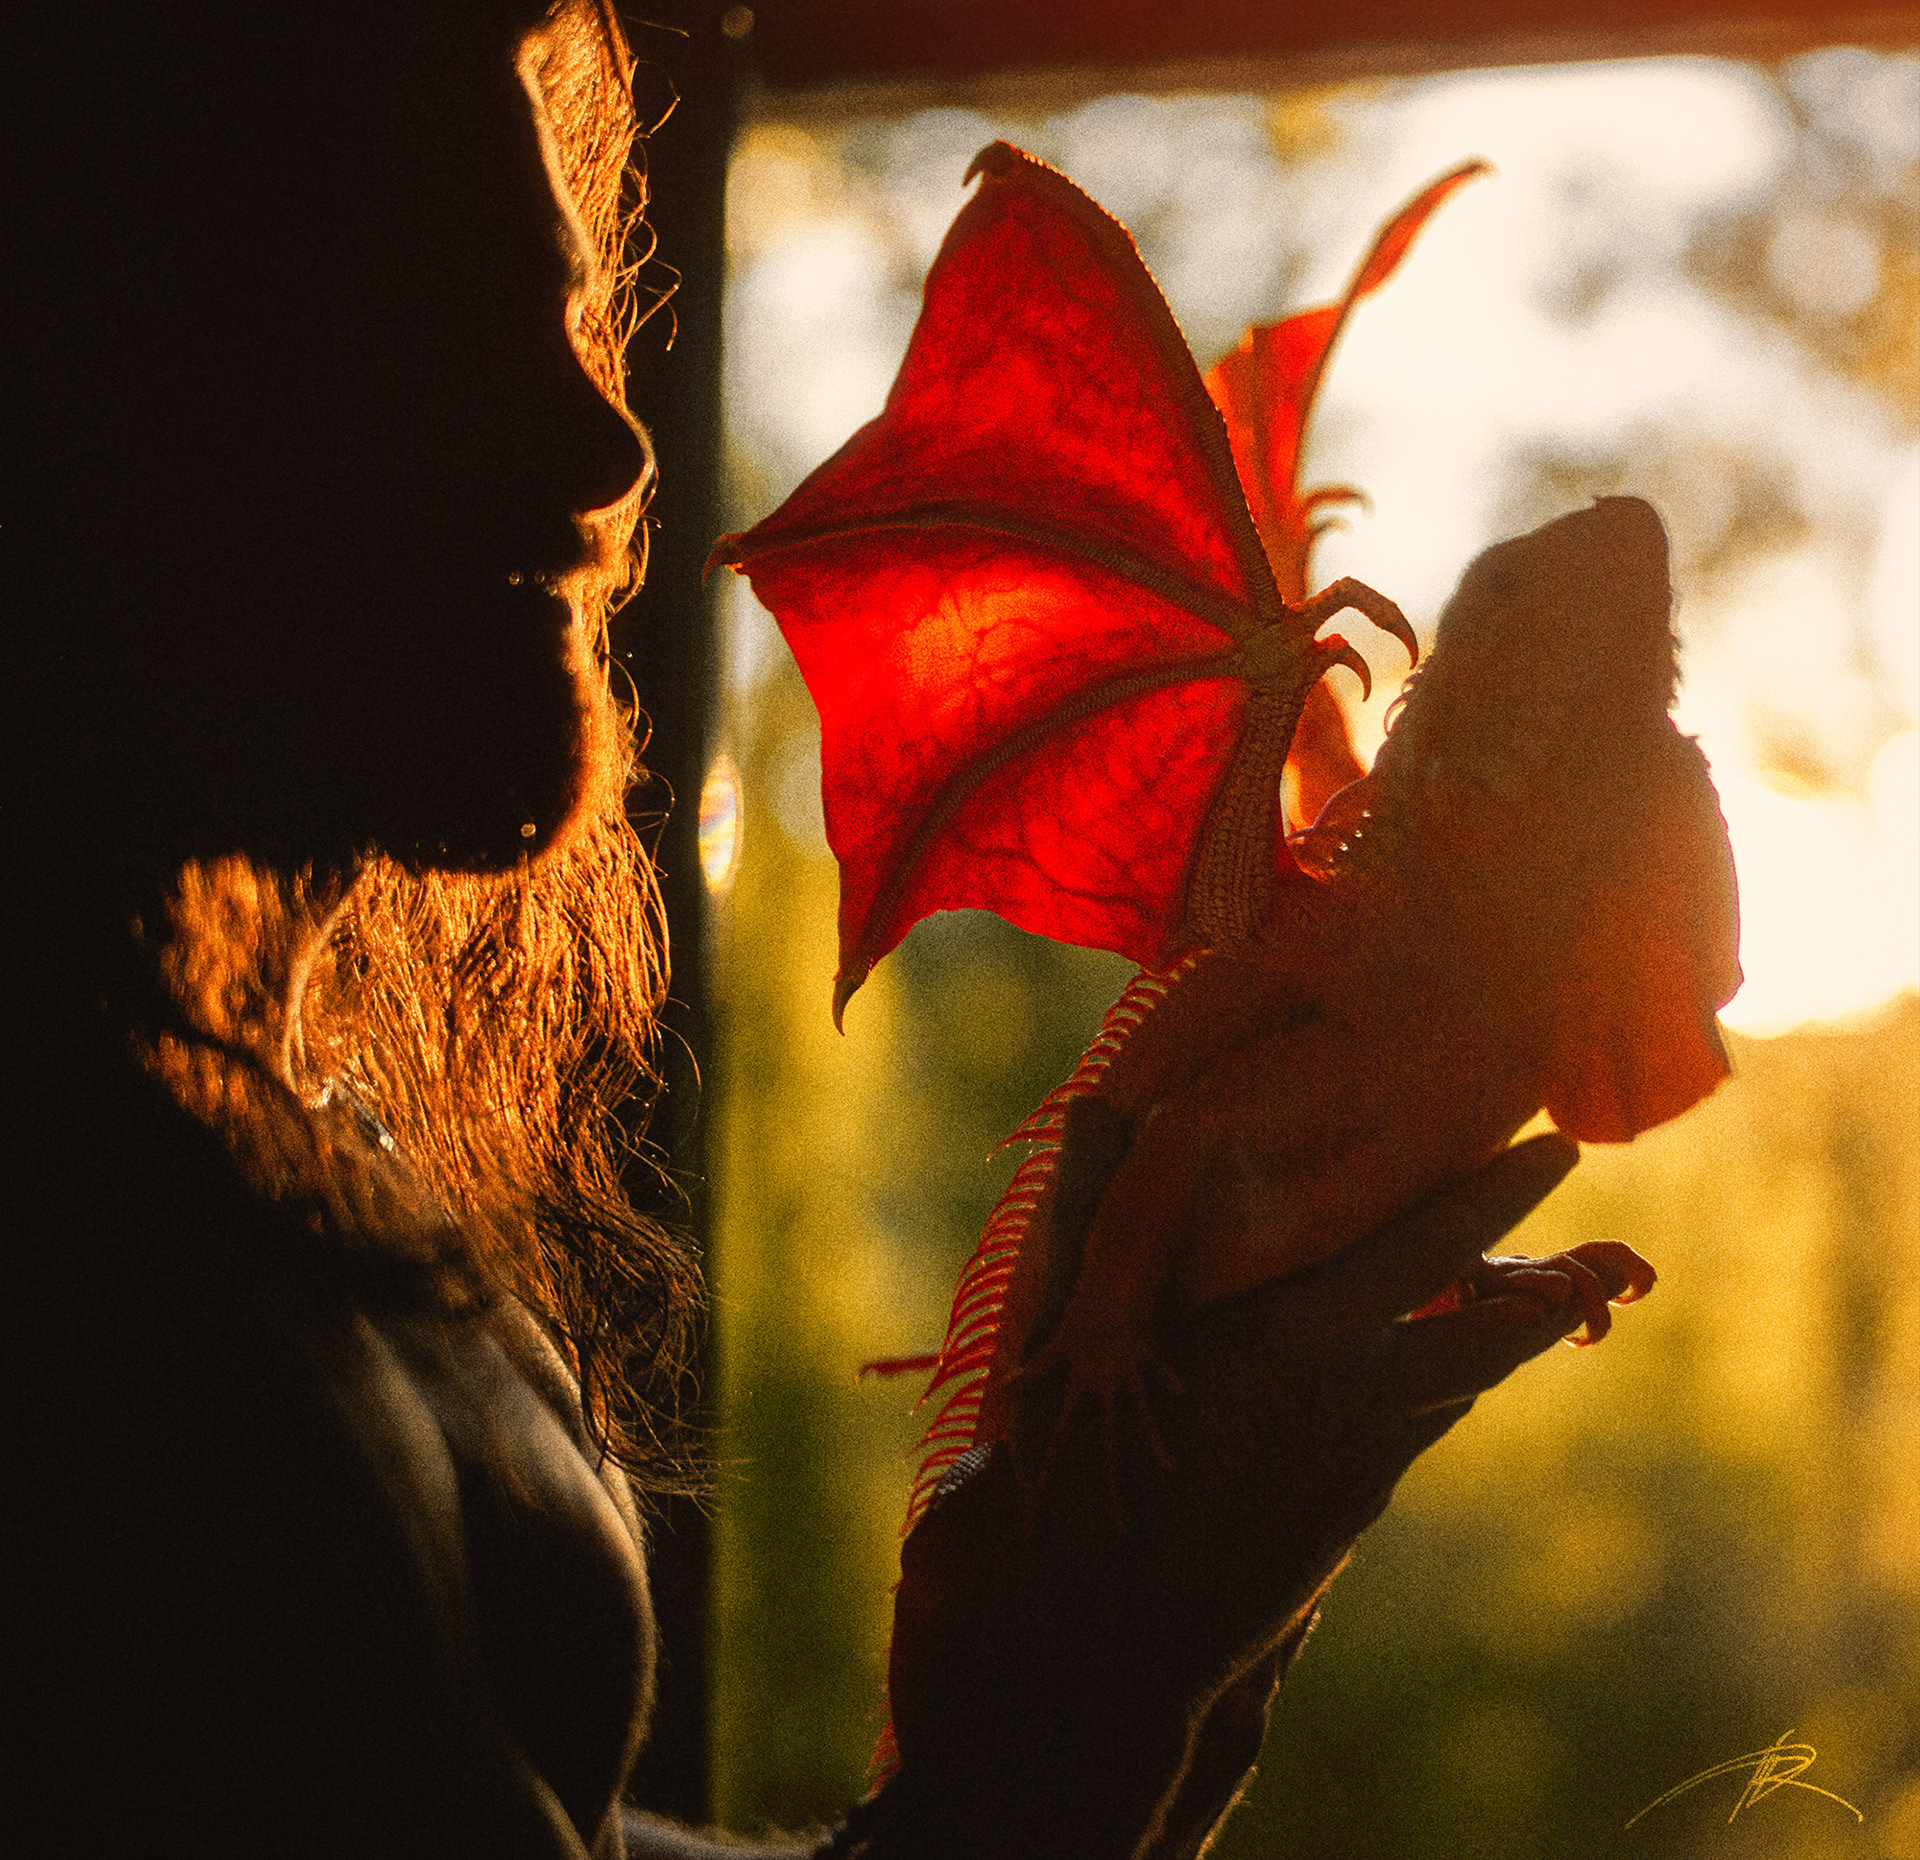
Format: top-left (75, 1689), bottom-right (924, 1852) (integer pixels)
top-left (295, 0), bottom-right (702, 1496)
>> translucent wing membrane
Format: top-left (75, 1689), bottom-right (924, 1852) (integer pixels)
top-left (712, 144), bottom-right (1447, 1019)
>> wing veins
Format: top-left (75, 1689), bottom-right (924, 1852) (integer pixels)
top-left (841, 649), bottom-right (1244, 999)
top-left (724, 505), bottom-right (1262, 644)
top-left (966, 144), bottom-right (1286, 628)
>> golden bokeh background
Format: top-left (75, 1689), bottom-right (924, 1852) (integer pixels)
top-left (702, 42), bottom-right (1918, 1855)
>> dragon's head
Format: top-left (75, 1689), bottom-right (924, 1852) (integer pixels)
top-left (1366, 497), bottom-right (1682, 868)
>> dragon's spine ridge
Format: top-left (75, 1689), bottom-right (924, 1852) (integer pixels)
top-left (899, 954), bottom-right (1204, 1531)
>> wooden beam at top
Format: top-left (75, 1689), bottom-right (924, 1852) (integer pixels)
top-left (730, 0), bottom-right (1919, 98)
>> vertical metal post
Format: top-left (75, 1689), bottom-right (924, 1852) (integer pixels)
top-left (617, 0), bottom-right (744, 1827)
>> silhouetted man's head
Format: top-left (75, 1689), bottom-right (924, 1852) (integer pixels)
top-left (6, 0), bottom-right (651, 873)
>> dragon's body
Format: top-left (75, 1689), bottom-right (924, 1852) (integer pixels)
top-left (715, 143), bottom-right (1742, 1785)
top-left (711, 142), bottom-right (1739, 1526)
top-left (911, 496), bottom-right (1738, 1516)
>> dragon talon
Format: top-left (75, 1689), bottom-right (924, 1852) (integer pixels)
top-left (1563, 1239), bottom-right (1658, 1306)
top-left (1566, 1261), bottom-right (1614, 1346)
top-left (1130, 1373), bottom-right (1176, 1473)
top-left (1102, 1393), bottom-right (1131, 1530)
top-left (1360, 589), bottom-right (1420, 667)
top-left (1488, 1241), bottom-right (1656, 1346)
top-left (1006, 1323), bottom-right (1187, 1532)
top-left (1299, 482), bottom-right (1370, 516)
top-left (1320, 635), bottom-right (1373, 702)
top-left (1294, 575), bottom-right (1419, 669)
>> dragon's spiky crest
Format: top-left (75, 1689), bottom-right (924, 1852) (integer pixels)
top-left (874, 953), bottom-right (1205, 1532)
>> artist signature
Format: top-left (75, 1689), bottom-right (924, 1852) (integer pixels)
top-left (1627, 1728), bottom-right (1864, 1830)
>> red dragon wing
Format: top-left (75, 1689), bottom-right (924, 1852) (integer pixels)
top-left (1204, 160), bottom-right (1491, 827)
top-left (711, 143), bottom-right (1305, 1023)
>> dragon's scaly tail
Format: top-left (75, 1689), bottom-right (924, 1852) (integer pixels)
top-left (890, 954), bottom-right (1204, 1533)
top-left (865, 956), bottom-right (1201, 1789)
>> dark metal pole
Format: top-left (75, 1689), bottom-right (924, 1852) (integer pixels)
top-left (617, 0), bottom-right (744, 1826)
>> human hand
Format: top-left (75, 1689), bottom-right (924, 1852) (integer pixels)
top-left (874, 1134), bottom-right (1650, 1858)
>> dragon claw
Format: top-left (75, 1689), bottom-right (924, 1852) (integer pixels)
top-left (1007, 1326), bottom-right (1183, 1532)
top-left (1318, 633), bottom-right (1373, 701)
top-left (1299, 482), bottom-right (1371, 518)
top-left (1556, 1240), bottom-right (1658, 1344)
top-left (1296, 574), bottom-right (1419, 669)
top-left (1470, 1239), bottom-right (1657, 1346)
